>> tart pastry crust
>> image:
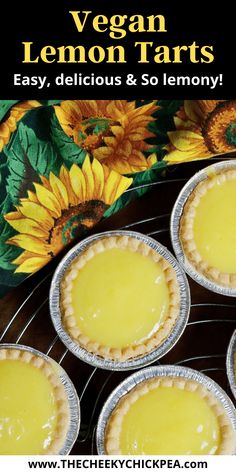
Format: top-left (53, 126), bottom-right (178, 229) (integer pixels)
top-left (60, 235), bottom-right (180, 361)
top-left (105, 376), bottom-right (236, 455)
top-left (180, 169), bottom-right (236, 288)
top-left (0, 348), bottom-right (70, 454)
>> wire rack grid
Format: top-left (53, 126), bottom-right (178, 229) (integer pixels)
top-left (0, 158), bottom-right (236, 454)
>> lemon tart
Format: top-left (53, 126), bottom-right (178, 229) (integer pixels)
top-left (180, 168), bottom-right (236, 288)
top-left (226, 331), bottom-right (236, 402)
top-left (105, 376), bottom-right (236, 455)
top-left (0, 348), bottom-right (70, 455)
top-left (60, 235), bottom-right (180, 361)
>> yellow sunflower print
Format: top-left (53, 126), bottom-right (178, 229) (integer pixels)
top-left (4, 155), bottom-right (133, 273)
top-left (164, 100), bottom-right (236, 163)
top-left (0, 101), bottom-right (41, 151)
top-left (54, 100), bottom-right (158, 174)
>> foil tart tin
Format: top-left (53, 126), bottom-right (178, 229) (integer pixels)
top-left (0, 343), bottom-right (80, 455)
top-left (227, 330), bottom-right (236, 400)
top-left (171, 159), bottom-right (236, 296)
top-left (50, 230), bottom-right (191, 371)
top-left (96, 364), bottom-right (236, 455)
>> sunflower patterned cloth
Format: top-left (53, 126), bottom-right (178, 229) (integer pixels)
top-left (0, 99), bottom-right (235, 296)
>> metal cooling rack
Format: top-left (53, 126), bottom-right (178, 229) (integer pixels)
top-left (0, 158), bottom-right (236, 454)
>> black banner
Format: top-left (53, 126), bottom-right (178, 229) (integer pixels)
top-left (1, 0), bottom-right (234, 98)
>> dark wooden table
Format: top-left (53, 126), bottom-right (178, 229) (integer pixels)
top-left (1, 159), bottom-right (236, 454)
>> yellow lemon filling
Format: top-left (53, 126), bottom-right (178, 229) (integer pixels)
top-left (71, 247), bottom-right (170, 349)
top-left (193, 178), bottom-right (236, 273)
top-left (119, 384), bottom-right (220, 455)
top-left (0, 359), bottom-right (58, 454)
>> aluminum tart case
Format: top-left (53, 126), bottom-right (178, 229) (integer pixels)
top-left (96, 364), bottom-right (236, 455)
top-left (227, 330), bottom-right (236, 400)
top-left (171, 159), bottom-right (236, 297)
top-left (49, 230), bottom-right (191, 371)
top-left (0, 343), bottom-right (80, 455)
